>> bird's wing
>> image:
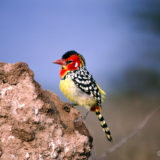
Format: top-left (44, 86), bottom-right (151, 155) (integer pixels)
top-left (71, 68), bottom-right (102, 104)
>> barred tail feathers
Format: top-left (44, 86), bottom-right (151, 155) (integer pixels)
top-left (95, 107), bottom-right (112, 142)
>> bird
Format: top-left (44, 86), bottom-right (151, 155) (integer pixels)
top-left (53, 50), bottom-right (112, 142)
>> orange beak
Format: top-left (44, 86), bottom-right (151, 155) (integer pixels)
top-left (53, 59), bottom-right (66, 66)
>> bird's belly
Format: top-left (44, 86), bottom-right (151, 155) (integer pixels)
top-left (60, 77), bottom-right (96, 109)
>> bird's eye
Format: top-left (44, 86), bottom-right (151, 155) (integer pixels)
top-left (66, 60), bottom-right (73, 65)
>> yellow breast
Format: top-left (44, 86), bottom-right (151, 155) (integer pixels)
top-left (60, 76), bottom-right (96, 110)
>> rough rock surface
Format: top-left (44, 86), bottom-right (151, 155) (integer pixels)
top-left (0, 62), bottom-right (92, 160)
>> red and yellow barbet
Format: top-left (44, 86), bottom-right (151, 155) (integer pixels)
top-left (53, 50), bottom-right (112, 142)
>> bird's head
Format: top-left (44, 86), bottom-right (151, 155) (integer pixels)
top-left (53, 50), bottom-right (86, 78)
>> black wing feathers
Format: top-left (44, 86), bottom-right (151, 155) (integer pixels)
top-left (71, 67), bottom-right (101, 104)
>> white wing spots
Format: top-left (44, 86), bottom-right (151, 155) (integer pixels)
top-left (85, 87), bottom-right (89, 91)
top-left (81, 71), bottom-right (85, 75)
top-left (82, 76), bottom-right (87, 79)
top-left (87, 80), bottom-right (91, 84)
top-left (77, 79), bottom-right (81, 83)
top-left (89, 86), bottom-right (92, 90)
top-left (70, 66), bottom-right (102, 104)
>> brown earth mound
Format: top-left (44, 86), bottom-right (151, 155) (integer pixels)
top-left (0, 62), bottom-right (92, 160)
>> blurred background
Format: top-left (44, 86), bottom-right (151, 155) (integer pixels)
top-left (0, 0), bottom-right (160, 159)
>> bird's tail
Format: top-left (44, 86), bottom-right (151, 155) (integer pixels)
top-left (95, 106), bottom-right (112, 142)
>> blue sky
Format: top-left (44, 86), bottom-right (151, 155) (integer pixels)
top-left (0, 0), bottom-right (159, 98)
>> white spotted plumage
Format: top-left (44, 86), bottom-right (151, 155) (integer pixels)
top-left (62, 66), bottom-right (103, 105)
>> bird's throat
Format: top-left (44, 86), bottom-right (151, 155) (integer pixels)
top-left (60, 68), bottom-right (68, 79)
